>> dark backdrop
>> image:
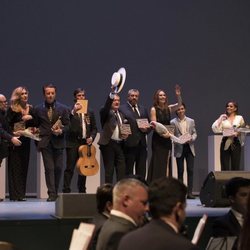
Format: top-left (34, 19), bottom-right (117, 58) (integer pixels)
top-left (1, 0), bottom-right (250, 193)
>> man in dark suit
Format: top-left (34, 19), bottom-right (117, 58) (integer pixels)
top-left (98, 87), bottom-right (129, 183)
top-left (212, 177), bottom-right (250, 249)
top-left (118, 177), bottom-right (199, 250)
top-left (34, 84), bottom-right (70, 201)
top-left (0, 94), bottom-right (22, 201)
top-left (89, 183), bottom-right (113, 250)
top-left (119, 89), bottom-right (151, 179)
top-left (63, 88), bottom-right (97, 193)
top-left (96, 178), bottom-right (148, 250)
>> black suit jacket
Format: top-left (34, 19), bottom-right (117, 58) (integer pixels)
top-left (118, 219), bottom-right (199, 250)
top-left (34, 101), bottom-right (70, 150)
top-left (88, 213), bottom-right (109, 250)
top-left (96, 214), bottom-right (136, 250)
top-left (212, 210), bottom-right (241, 237)
top-left (119, 103), bottom-right (150, 147)
top-left (66, 108), bottom-right (97, 148)
top-left (98, 96), bottom-right (125, 146)
top-left (0, 111), bottom-right (12, 160)
top-left (0, 111), bottom-right (12, 143)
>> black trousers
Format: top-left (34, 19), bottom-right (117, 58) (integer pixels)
top-left (41, 142), bottom-right (64, 197)
top-left (8, 137), bottom-right (30, 200)
top-left (100, 140), bottom-right (126, 183)
top-left (220, 137), bottom-right (241, 171)
top-left (123, 142), bottom-right (147, 179)
top-left (176, 144), bottom-right (194, 193)
top-left (63, 145), bottom-right (86, 193)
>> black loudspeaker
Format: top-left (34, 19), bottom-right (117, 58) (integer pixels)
top-left (55, 193), bottom-right (97, 218)
top-left (199, 171), bottom-right (250, 207)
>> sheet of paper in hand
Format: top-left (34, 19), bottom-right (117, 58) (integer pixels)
top-left (69, 222), bottom-right (95, 250)
top-left (136, 118), bottom-right (150, 129)
top-left (192, 214), bottom-right (207, 245)
top-left (76, 100), bottom-right (88, 114)
top-left (179, 133), bottom-right (192, 144)
top-left (120, 124), bottom-right (132, 135)
top-left (171, 133), bottom-right (192, 144)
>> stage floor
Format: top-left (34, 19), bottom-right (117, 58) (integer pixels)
top-left (0, 196), bottom-right (230, 220)
top-left (0, 196), bottom-right (230, 250)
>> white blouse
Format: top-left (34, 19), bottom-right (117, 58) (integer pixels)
top-left (212, 115), bottom-right (245, 134)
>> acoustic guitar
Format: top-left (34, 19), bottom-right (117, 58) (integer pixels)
top-left (76, 144), bottom-right (99, 176)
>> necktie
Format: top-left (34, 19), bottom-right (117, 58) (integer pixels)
top-left (114, 111), bottom-right (122, 138)
top-left (79, 113), bottom-right (86, 139)
top-left (132, 105), bottom-right (140, 118)
top-left (48, 107), bottom-right (53, 122)
top-left (79, 113), bottom-right (83, 126)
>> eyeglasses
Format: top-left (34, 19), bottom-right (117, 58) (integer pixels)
top-left (0, 100), bottom-right (7, 103)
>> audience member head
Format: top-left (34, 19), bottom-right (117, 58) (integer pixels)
top-left (0, 94), bottom-right (8, 112)
top-left (113, 178), bottom-right (148, 225)
top-left (149, 177), bottom-right (187, 231)
top-left (126, 174), bottom-right (148, 187)
top-left (96, 183), bottom-right (113, 214)
top-left (225, 177), bottom-right (250, 215)
top-left (238, 195), bottom-right (250, 250)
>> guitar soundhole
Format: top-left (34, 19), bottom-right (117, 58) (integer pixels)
top-left (84, 165), bottom-right (95, 169)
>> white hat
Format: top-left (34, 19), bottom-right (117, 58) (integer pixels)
top-left (111, 67), bottom-right (126, 93)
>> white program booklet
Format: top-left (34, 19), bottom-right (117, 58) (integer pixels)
top-left (69, 222), bottom-right (95, 250)
top-left (191, 214), bottom-right (207, 245)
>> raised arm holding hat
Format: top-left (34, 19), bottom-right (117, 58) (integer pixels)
top-left (98, 68), bottom-right (128, 183)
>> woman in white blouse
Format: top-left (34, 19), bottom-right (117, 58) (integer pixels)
top-left (212, 101), bottom-right (245, 171)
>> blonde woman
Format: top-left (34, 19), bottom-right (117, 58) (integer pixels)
top-left (6, 86), bottom-right (34, 201)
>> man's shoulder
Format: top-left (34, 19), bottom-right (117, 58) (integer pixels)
top-left (186, 116), bottom-right (195, 122)
top-left (119, 220), bottom-right (198, 250)
top-left (214, 211), bottom-right (233, 222)
top-left (170, 117), bottom-right (178, 124)
top-left (56, 101), bottom-right (70, 110)
top-left (34, 103), bottom-right (43, 109)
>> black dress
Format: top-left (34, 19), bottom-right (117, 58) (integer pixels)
top-left (147, 107), bottom-right (172, 183)
top-left (6, 106), bottom-right (33, 200)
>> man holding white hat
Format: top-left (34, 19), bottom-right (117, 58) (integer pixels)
top-left (98, 68), bottom-right (128, 183)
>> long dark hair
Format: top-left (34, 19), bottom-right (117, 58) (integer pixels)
top-left (153, 89), bottom-right (168, 110)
